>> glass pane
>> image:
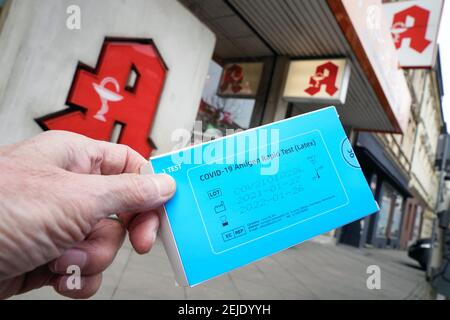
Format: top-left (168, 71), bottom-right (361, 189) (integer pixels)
top-left (376, 182), bottom-right (396, 238)
top-left (376, 194), bottom-right (392, 238)
top-left (195, 61), bottom-right (256, 138)
top-left (369, 173), bottom-right (378, 195)
top-left (412, 205), bottom-right (422, 241)
top-left (388, 192), bottom-right (403, 239)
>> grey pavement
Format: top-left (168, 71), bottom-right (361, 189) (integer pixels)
top-left (11, 236), bottom-right (431, 300)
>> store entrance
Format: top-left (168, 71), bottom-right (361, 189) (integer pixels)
top-left (369, 181), bottom-right (404, 248)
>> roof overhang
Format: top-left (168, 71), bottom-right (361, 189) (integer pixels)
top-left (180, 0), bottom-right (412, 133)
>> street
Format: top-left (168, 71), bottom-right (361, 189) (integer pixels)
top-left (11, 236), bottom-right (430, 300)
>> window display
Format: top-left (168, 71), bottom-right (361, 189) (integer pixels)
top-left (194, 61), bottom-right (257, 140)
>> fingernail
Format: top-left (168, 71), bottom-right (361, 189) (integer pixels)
top-left (153, 174), bottom-right (176, 197)
top-left (53, 249), bottom-right (88, 273)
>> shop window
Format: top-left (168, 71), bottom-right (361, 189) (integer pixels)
top-left (369, 174), bottom-right (378, 195)
top-left (412, 205), bottom-right (423, 242)
top-left (376, 188), bottom-right (393, 239)
top-left (194, 60), bottom-right (257, 139)
top-left (389, 193), bottom-right (404, 239)
top-left (376, 182), bottom-right (404, 240)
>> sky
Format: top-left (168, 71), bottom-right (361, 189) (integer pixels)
top-left (439, 1), bottom-right (450, 129)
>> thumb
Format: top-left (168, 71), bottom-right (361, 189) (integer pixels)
top-left (74, 173), bottom-right (176, 219)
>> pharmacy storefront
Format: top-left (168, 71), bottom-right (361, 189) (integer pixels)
top-left (181, 0), bottom-right (413, 244)
top-left (0, 0), bottom-right (411, 149)
top-left (0, 0), bottom-right (413, 247)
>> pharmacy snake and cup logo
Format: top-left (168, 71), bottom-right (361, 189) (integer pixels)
top-left (390, 5), bottom-right (431, 53)
top-left (36, 38), bottom-right (167, 158)
top-left (92, 77), bottom-right (123, 122)
top-left (304, 61), bottom-right (339, 97)
top-left (219, 64), bottom-right (244, 94)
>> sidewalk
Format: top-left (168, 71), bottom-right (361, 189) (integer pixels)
top-left (12, 236), bottom-right (430, 300)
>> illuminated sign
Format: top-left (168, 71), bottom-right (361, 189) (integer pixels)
top-left (283, 59), bottom-right (351, 104)
top-left (383, 0), bottom-right (444, 68)
top-left (36, 39), bottom-right (167, 158)
top-left (217, 62), bottom-right (264, 98)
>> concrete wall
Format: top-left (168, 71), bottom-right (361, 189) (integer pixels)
top-left (0, 0), bottom-right (215, 154)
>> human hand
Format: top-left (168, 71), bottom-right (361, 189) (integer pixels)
top-left (0, 131), bottom-right (176, 299)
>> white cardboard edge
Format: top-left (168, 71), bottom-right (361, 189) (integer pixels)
top-left (140, 163), bottom-right (190, 287)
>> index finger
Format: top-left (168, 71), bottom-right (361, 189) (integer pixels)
top-left (94, 140), bottom-right (148, 175)
top-left (14, 131), bottom-right (148, 175)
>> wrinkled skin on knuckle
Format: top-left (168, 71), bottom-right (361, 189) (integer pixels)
top-left (110, 174), bottom-right (158, 212)
top-left (65, 142), bottom-right (104, 174)
top-left (114, 175), bottom-right (146, 211)
top-left (84, 220), bottom-right (125, 269)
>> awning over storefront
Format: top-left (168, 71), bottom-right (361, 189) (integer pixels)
top-left (180, 0), bottom-right (411, 133)
top-left (356, 132), bottom-right (411, 197)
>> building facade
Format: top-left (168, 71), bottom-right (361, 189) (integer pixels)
top-left (181, 0), bottom-right (445, 250)
top-left (407, 66), bottom-right (445, 240)
top-left (345, 63), bottom-right (445, 250)
top-left (0, 0), bottom-right (445, 252)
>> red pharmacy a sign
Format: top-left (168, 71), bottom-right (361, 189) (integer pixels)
top-left (383, 0), bottom-right (444, 68)
top-left (36, 38), bottom-right (167, 158)
top-left (391, 5), bottom-right (431, 53)
top-left (304, 61), bottom-right (339, 97)
top-left (283, 58), bottom-right (350, 104)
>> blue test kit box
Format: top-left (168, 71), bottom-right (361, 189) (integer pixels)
top-left (145, 106), bottom-right (379, 286)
